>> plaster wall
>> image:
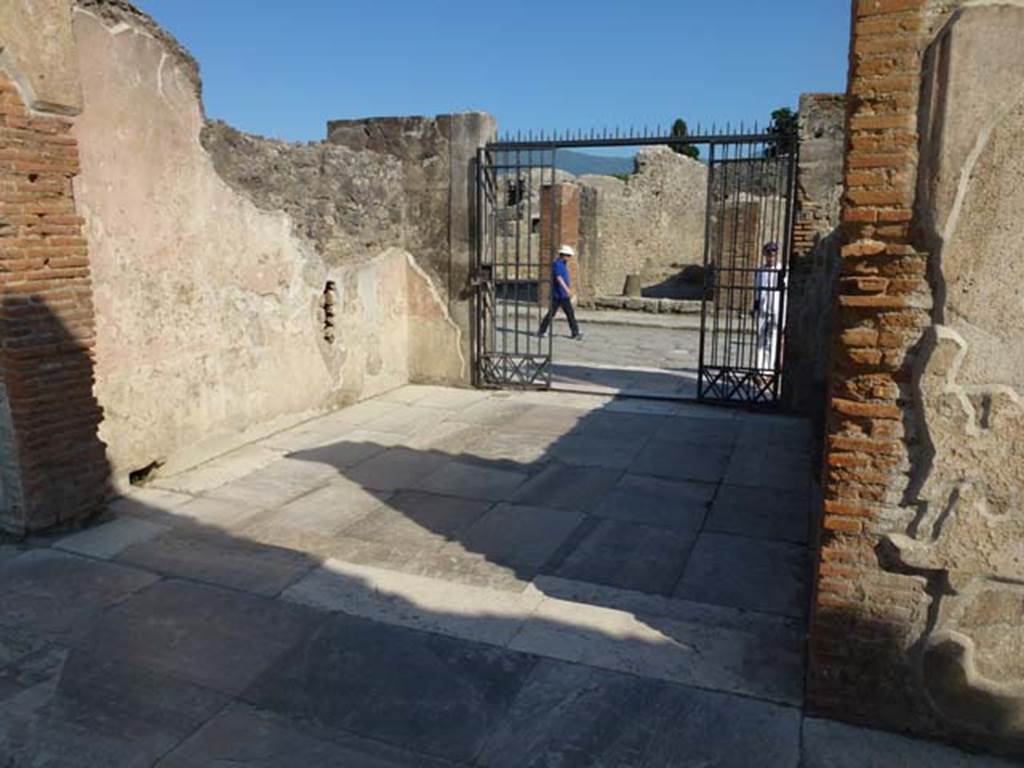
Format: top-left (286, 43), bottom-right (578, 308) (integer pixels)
top-left (0, 0), bottom-right (81, 114)
top-left (891, 3), bottom-right (1024, 748)
top-left (69, 4), bottom-right (466, 483)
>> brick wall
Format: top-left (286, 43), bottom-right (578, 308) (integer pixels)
top-left (0, 71), bottom-right (107, 533)
top-left (538, 183), bottom-right (580, 308)
top-left (808, 0), bottom-right (948, 734)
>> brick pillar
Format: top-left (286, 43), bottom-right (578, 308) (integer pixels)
top-left (0, 73), bottom-right (108, 533)
top-left (538, 183), bottom-right (580, 308)
top-left (808, 0), bottom-right (935, 732)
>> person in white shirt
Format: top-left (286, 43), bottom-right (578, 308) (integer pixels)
top-left (752, 242), bottom-right (783, 371)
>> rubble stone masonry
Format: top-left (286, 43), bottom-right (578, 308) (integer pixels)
top-left (0, 72), bottom-right (107, 533)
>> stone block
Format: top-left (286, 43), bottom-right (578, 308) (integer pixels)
top-left (476, 660), bottom-right (802, 766)
top-left (245, 612), bottom-right (535, 763)
top-left (675, 533), bottom-right (809, 619)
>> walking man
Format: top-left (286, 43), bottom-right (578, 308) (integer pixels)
top-left (537, 244), bottom-right (583, 340)
top-left (752, 241), bottom-right (783, 370)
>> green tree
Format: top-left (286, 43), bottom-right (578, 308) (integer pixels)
top-left (669, 118), bottom-right (700, 160)
top-left (765, 107), bottom-right (798, 158)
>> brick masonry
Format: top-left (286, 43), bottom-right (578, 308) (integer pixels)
top-left (806, 0), bottom-right (986, 739)
top-left (0, 71), bottom-right (108, 533)
top-left (538, 183), bottom-right (580, 309)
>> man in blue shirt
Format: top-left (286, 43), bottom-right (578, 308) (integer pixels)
top-left (537, 244), bottom-right (583, 340)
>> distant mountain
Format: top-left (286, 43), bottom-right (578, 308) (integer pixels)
top-left (555, 150), bottom-right (635, 177)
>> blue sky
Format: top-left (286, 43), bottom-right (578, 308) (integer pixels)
top-left (133, 1), bottom-right (851, 143)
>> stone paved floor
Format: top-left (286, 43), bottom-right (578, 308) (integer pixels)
top-left (0, 386), bottom-right (1014, 766)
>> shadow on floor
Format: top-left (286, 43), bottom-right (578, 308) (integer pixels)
top-left (2, 384), bottom-right (1013, 765)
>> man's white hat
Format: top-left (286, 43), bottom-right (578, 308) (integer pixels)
top-left (558, 244), bottom-right (575, 257)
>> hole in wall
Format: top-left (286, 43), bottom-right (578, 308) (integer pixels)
top-left (27, 173), bottom-right (38, 183)
top-left (128, 460), bottom-right (163, 486)
top-left (322, 280), bottom-right (337, 344)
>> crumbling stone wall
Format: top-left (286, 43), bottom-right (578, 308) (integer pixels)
top-left (65, 1), bottom-right (484, 486)
top-left (783, 93), bottom-right (846, 416)
top-left (577, 147), bottom-right (707, 299)
top-left (809, 0), bottom-right (1024, 756)
top-left (0, 2), bottom-right (108, 533)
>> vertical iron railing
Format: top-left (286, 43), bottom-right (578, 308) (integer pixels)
top-left (473, 145), bottom-right (557, 387)
top-left (472, 125), bottom-right (798, 401)
top-left (697, 133), bottom-right (797, 404)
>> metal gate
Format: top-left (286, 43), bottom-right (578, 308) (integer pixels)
top-left (697, 132), bottom-right (797, 404)
top-left (472, 126), bottom-right (797, 401)
top-left (473, 144), bottom-right (558, 388)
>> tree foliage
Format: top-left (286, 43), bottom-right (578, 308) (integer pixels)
top-left (765, 107), bottom-right (798, 158)
top-left (669, 118), bottom-right (700, 160)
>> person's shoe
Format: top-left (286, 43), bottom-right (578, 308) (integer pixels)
top-left (571, 333), bottom-right (584, 341)
top-left (536, 330), bottom-right (545, 338)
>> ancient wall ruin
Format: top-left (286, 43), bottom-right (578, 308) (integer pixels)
top-left (783, 93), bottom-right (846, 416)
top-left (809, 0), bottom-right (1024, 756)
top-left (486, 149), bottom-right (707, 303)
top-left (577, 147), bottom-right (707, 300)
top-left (0, 0), bottom-right (492, 525)
top-left (0, 1), bottom-right (108, 533)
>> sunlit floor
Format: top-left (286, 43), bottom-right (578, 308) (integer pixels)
top-left (549, 310), bottom-right (700, 398)
top-left (0, 386), bottom-right (1011, 766)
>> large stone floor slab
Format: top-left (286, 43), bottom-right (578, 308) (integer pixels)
top-left (0, 550), bottom-right (159, 644)
top-left (341, 490), bottom-right (491, 550)
top-left (801, 718), bottom-right (1018, 767)
top-left (706, 483), bottom-right (811, 544)
top-left (243, 612), bottom-right (537, 763)
top-left (675, 532), bottom-right (810, 619)
top-left (552, 519), bottom-right (697, 595)
top-left (115, 529), bottom-right (314, 597)
top-left (476, 659), bottom-right (802, 768)
top-left (455, 502), bottom-right (586, 573)
top-left (0, 649), bottom-right (227, 768)
top-left (592, 472), bottom-right (712, 530)
top-left (157, 704), bottom-right (453, 768)
top-left (74, 579), bottom-right (322, 695)
top-left (510, 463), bottom-right (623, 513)
top-left (631, 439), bottom-right (732, 484)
